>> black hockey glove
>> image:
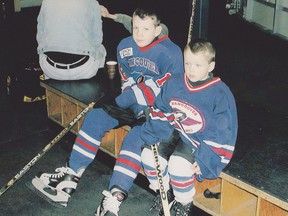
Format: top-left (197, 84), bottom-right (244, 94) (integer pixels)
top-left (100, 103), bottom-right (136, 127)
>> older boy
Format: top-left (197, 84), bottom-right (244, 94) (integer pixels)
top-left (31, 6), bottom-right (183, 213)
top-left (141, 39), bottom-right (238, 215)
top-left (94, 7), bottom-right (183, 216)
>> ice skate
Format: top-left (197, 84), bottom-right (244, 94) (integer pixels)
top-left (28, 166), bottom-right (84, 207)
top-left (149, 187), bottom-right (175, 216)
top-left (173, 201), bottom-right (193, 216)
top-left (95, 188), bottom-right (127, 216)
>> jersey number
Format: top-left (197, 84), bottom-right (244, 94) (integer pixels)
top-left (156, 73), bottom-right (171, 87)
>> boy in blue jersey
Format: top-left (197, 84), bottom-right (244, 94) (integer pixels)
top-left (141, 39), bottom-right (238, 215)
top-left (30, 6), bottom-right (184, 214)
top-left (95, 7), bottom-right (183, 216)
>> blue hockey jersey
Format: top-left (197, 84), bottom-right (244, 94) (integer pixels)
top-left (141, 73), bottom-right (238, 180)
top-left (115, 35), bottom-right (184, 117)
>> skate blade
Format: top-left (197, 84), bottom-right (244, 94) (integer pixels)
top-left (26, 177), bottom-right (69, 208)
top-left (94, 206), bottom-right (101, 216)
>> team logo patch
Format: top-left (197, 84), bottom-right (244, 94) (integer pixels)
top-left (120, 47), bottom-right (133, 59)
top-left (170, 100), bottom-right (205, 133)
top-left (136, 75), bottom-right (144, 83)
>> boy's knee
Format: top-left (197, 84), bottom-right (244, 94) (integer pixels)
top-left (86, 108), bottom-right (116, 123)
top-left (141, 148), bottom-right (154, 167)
top-left (168, 155), bottom-right (192, 176)
top-left (81, 108), bottom-right (118, 134)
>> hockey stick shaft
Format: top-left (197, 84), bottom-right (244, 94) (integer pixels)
top-left (187, 0), bottom-right (196, 44)
top-left (0, 102), bottom-right (95, 196)
top-left (151, 144), bottom-right (171, 216)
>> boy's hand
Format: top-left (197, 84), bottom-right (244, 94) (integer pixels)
top-left (100, 5), bottom-right (109, 17)
top-left (100, 5), bottom-right (116, 20)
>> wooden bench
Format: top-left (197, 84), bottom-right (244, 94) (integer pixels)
top-left (40, 68), bottom-right (129, 158)
top-left (40, 69), bottom-right (288, 216)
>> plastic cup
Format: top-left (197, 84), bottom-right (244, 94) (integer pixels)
top-left (106, 61), bottom-right (117, 79)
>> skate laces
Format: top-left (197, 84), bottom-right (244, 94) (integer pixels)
top-left (101, 190), bottom-right (121, 214)
top-left (150, 188), bottom-right (175, 214)
top-left (46, 167), bottom-right (73, 179)
top-left (150, 194), bottom-right (162, 212)
top-left (173, 201), bottom-right (193, 216)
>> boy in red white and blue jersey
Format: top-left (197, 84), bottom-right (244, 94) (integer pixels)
top-left (141, 38), bottom-right (238, 215)
top-left (94, 6), bottom-right (184, 216)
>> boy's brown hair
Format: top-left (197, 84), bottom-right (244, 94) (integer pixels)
top-left (185, 38), bottom-right (216, 63)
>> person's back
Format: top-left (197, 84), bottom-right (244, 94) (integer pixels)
top-left (37, 0), bottom-right (106, 80)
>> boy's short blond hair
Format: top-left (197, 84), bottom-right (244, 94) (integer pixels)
top-left (185, 39), bottom-right (216, 63)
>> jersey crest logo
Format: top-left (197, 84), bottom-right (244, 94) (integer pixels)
top-left (131, 71), bottom-right (146, 83)
top-left (120, 47), bottom-right (133, 59)
top-left (136, 75), bottom-right (145, 83)
top-left (170, 100), bottom-right (205, 133)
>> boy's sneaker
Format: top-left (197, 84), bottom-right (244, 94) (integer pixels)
top-left (95, 188), bottom-right (127, 216)
top-left (149, 187), bottom-right (175, 216)
top-left (30, 165), bottom-right (84, 207)
top-left (173, 201), bottom-right (193, 216)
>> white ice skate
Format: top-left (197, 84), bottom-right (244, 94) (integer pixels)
top-left (28, 166), bottom-right (84, 207)
top-left (95, 188), bottom-right (127, 216)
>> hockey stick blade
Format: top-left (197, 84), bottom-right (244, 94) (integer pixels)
top-left (0, 101), bottom-right (96, 196)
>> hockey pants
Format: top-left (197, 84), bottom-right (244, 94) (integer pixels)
top-left (108, 128), bottom-right (179, 193)
top-left (141, 140), bottom-right (196, 204)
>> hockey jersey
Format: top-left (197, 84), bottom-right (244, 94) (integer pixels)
top-left (115, 35), bottom-right (184, 117)
top-left (141, 73), bottom-right (238, 180)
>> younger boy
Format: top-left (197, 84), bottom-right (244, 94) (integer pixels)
top-left (141, 39), bottom-right (238, 215)
top-left (31, 6), bottom-right (183, 213)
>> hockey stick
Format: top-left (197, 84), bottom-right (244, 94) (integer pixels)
top-left (0, 102), bottom-right (96, 196)
top-left (187, 0), bottom-right (196, 44)
top-left (151, 143), bottom-right (171, 216)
